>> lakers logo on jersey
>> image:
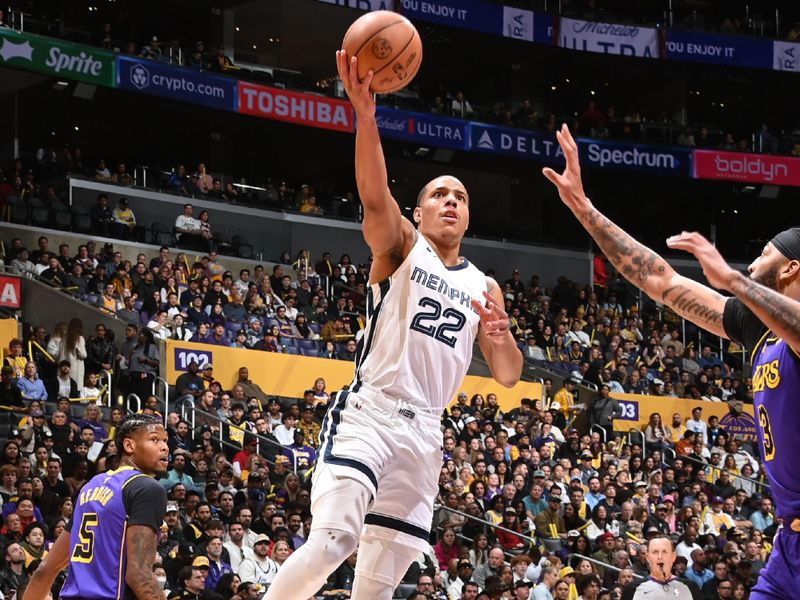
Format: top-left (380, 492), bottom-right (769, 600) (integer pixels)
top-left (759, 404), bottom-right (776, 462)
top-left (753, 359), bottom-right (781, 393)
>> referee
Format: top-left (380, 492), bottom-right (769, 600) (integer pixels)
top-left (622, 536), bottom-right (702, 600)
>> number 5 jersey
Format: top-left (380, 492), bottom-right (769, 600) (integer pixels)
top-left (60, 465), bottom-right (167, 600)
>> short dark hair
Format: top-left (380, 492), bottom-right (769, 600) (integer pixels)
top-left (115, 413), bottom-right (163, 456)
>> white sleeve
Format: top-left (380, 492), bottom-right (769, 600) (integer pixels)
top-left (238, 558), bottom-right (256, 584)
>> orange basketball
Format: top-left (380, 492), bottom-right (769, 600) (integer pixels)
top-left (342, 11), bottom-right (422, 94)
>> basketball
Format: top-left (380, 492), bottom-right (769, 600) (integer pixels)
top-left (342, 10), bottom-right (422, 94)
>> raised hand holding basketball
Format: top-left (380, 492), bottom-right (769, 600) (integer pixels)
top-left (542, 124), bottom-right (592, 215)
top-left (336, 50), bottom-right (375, 118)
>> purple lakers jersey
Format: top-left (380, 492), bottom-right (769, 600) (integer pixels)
top-left (60, 466), bottom-right (166, 600)
top-left (752, 335), bottom-right (800, 518)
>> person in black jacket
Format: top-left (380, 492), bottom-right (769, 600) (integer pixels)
top-left (85, 324), bottom-right (115, 375)
top-left (44, 361), bottom-right (78, 402)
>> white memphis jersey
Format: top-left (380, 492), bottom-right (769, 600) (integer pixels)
top-left (352, 233), bottom-right (487, 413)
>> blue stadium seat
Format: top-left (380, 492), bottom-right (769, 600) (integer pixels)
top-left (283, 346), bottom-right (300, 355)
top-left (300, 347), bottom-right (318, 357)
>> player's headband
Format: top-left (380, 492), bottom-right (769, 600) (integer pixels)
top-left (771, 228), bottom-right (800, 261)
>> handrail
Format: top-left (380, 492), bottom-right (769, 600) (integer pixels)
top-left (180, 398), bottom-right (196, 431)
top-left (678, 451), bottom-right (770, 491)
top-left (591, 424), bottom-right (607, 444)
top-left (154, 376), bottom-right (169, 423)
top-left (98, 369), bottom-right (113, 408)
top-left (628, 429), bottom-right (646, 458)
top-left (127, 393), bottom-right (142, 414)
top-left (187, 405), bottom-right (298, 473)
top-left (433, 504), bottom-right (644, 580)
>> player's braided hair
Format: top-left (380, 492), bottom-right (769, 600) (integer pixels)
top-left (115, 413), bottom-right (163, 455)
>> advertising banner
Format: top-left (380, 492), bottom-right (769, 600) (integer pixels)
top-left (579, 139), bottom-right (692, 176)
top-left (694, 149), bottom-right (800, 187)
top-left (399, 0), bottom-right (502, 36)
top-left (316, 0), bottom-right (395, 9)
top-left (666, 30), bottom-right (773, 69)
top-left (559, 17), bottom-right (658, 58)
top-left (0, 276), bottom-right (20, 309)
top-left (239, 82), bottom-right (355, 132)
top-left (375, 107), bottom-right (469, 150)
top-left (534, 11), bottom-right (554, 45)
top-left (0, 29), bottom-right (115, 86)
top-left (773, 41), bottom-right (800, 73)
top-left (118, 56), bottom-right (237, 111)
top-left (165, 340), bottom-right (541, 411)
top-left (469, 122), bottom-right (564, 162)
top-left (502, 6), bottom-right (534, 42)
top-left (611, 392), bottom-right (756, 441)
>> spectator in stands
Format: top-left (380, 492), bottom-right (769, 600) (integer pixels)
top-left (91, 194), bottom-right (114, 236)
top-left (175, 204), bottom-right (205, 249)
top-left (169, 165), bottom-right (189, 194)
top-left (451, 91), bottom-right (475, 118)
top-left (0, 366), bottom-right (24, 410)
top-left (196, 164), bottom-right (213, 194)
top-left (110, 162), bottom-right (132, 186)
top-left (8, 249), bottom-right (34, 276)
top-left (127, 328), bottom-right (159, 400)
top-left (94, 159), bottom-right (111, 181)
top-left (44, 360), bottom-right (77, 401)
top-left (17, 363), bottom-right (46, 401)
top-left (110, 197), bottom-right (135, 240)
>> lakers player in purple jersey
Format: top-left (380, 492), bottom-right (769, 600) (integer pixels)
top-left (545, 124), bottom-right (800, 600)
top-left (23, 414), bottom-right (170, 600)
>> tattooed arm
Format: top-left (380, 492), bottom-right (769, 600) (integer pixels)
top-left (667, 232), bottom-right (800, 351)
top-left (542, 124), bottom-right (728, 338)
top-left (125, 525), bottom-right (165, 600)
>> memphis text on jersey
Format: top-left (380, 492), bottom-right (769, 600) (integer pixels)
top-left (410, 266), bottom-right (479, 312)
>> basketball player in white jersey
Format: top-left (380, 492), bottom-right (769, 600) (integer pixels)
top-left (263, 53), bottom-right (522, 600)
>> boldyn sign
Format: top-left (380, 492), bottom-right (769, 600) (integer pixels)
top-left (375, 107), bottom-right (469, 150)
top-left (559, 18), bottom-right (658, 58)
top-left (694, 149), bottom-right (800, 187)
top-left (0, 29), bottom-right (115, 86)
top-left (579, 139), bottom-right (692, 176)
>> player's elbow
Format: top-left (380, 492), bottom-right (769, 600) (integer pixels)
top-left (496, 373), bottom-right (521, 388)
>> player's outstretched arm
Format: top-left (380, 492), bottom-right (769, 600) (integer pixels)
top-left (542, 124), bottom-right (728, 339)
top-left (22, 529), bottom-right (70, 600)
top-left (667, 231), bottom-right (800, 352)
top-left (336, 51), bottom-right (411, 262)
top-left (125, 525), bottom-right (166, 600)
top-left (471, 281), bottom-right (522, 387)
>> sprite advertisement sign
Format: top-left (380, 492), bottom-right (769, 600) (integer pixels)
top-left (0, 29), bottom-right (115, 87)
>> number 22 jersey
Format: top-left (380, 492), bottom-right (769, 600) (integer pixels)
top-left (352, 232), bottom-right (487, 413)
top-left (60, 466), bottom-right (167, 600)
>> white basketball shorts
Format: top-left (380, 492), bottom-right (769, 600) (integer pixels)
top-left (311, 382), bottom-right (442, 552)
